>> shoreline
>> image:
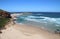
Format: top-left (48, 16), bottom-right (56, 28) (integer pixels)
top-left (11, 13), bottom-right (60, 36)
top-left (14, 23), bottom-right (60, 35)
top-left (0, 13), bottom-right (60, 39)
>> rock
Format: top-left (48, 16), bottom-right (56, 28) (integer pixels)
top-left (0, 9), bottom-right (11, 18)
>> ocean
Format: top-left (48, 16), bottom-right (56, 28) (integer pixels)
top-left (16, 12), bottom-right (60, 33)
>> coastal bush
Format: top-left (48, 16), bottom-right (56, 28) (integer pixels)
top-left (0, 18), bottom-right (10, 28)
top-left (0, 9), bottom-right (11, 33)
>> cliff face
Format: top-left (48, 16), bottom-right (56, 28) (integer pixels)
top-left (0, 9), bottom-right (11, 18)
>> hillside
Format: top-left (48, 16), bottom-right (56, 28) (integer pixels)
top-left (0, 9), bottom-right (11, 33)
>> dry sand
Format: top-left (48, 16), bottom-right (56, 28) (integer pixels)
top-left (0, 23), bottom-right (60, 39)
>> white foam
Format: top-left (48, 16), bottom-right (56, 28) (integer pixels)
top-left (16, 15), bottom-right (60, 26)
top-left (25, 18), bottom-right (39, 22)
top-left (27, 16), bottom-right (40, 19)
top-left (56, 24), bottom-right (59, 27)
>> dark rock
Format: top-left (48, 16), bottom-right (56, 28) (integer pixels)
top-left (0, 9), bottom-right (11, 18)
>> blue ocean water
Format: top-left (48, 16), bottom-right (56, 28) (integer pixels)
top-left (16, 12), bottom-right (60, 33)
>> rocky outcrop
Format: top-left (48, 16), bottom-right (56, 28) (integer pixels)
top-left (0, 9), bottom-right (11, 18)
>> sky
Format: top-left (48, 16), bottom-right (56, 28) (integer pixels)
top-left (0, 0), bottom-right (60, 12)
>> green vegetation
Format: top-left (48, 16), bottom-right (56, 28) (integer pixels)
top-left (0, 9), bottom-right (11, 31)
top-left (0, 18), bottom-right (10, 29)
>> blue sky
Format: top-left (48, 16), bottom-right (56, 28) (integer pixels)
top-left (0, 0), bottom-right (60, 12)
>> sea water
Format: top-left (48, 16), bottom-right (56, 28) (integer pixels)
top-left (16, 12), bottom-right (60, 33)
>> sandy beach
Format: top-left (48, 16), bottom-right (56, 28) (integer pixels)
top-left (0, 14), bottom-right (60, 39)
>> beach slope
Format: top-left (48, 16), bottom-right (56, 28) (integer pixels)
top-left (0, 23), bottom-right (60, 39)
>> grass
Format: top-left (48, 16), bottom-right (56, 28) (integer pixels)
top-left (0, 17), bottom-right (10, 29)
